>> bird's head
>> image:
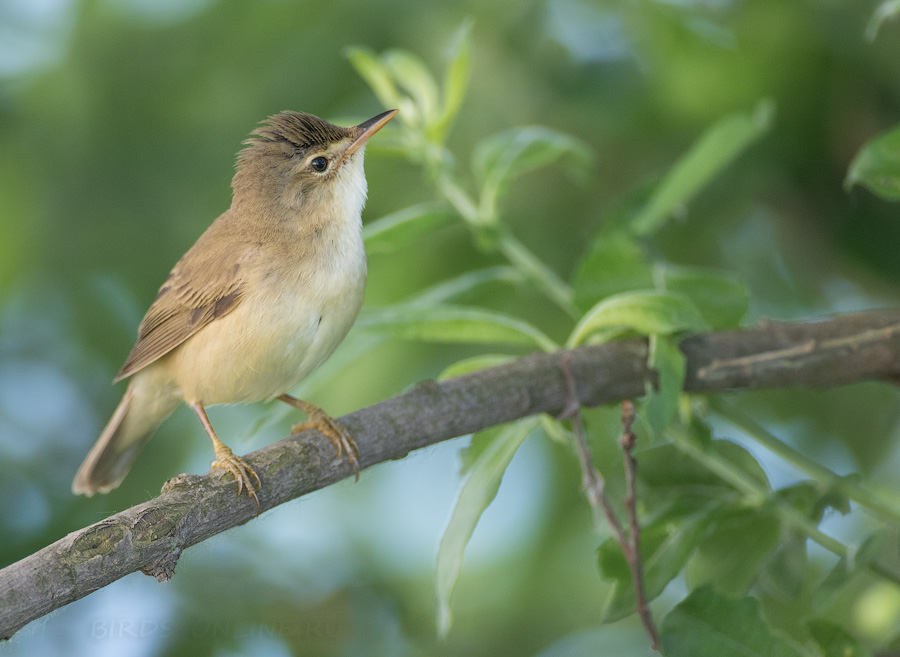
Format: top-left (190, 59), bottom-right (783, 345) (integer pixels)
top-left (233, 109), bottom-right (397, 213)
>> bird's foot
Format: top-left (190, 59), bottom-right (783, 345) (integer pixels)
top-left (292, 408), bottom-right (360, 479)
top-left (211, 444), bottom-right (261, 513)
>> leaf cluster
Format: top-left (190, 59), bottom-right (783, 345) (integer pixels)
top-left (347, 22), bottom-right (900, 656)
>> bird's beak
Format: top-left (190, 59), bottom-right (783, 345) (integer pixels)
top-left (340, 109), bottom-right (399, 163)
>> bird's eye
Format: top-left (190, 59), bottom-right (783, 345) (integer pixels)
top-left (310, 156), bottom-right (329, 172)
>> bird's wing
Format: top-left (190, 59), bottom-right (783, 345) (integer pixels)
top-left (115, 223), bottom-right (249, 382)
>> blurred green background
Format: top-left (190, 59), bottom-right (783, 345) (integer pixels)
top-left (2, 0), bottom-right (900, 655)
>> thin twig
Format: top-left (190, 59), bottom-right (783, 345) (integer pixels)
top-left (559, 355), bottom-right (628, 545)
top-left (619, 401), bottom-right (659, 650)
top-left (560, 356), bottom-right (659, 651)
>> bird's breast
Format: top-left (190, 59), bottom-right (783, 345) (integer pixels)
top-left (279, 225), bottom-right (367, 369)
top-left (171, 220), bottom-right (367, 405)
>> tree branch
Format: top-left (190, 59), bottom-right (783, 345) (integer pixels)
top-left (3, 309), bottom-right (900, 640)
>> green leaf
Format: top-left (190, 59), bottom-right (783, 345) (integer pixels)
top-left (867, 0), bottom-right (900, 41)
top-left (345, 46), bottom-right (405, 111)
top-left (853, 583), bottom-right (900, 639)
top-left (538, 414), bottom-right (572, 444)
top-left (438, 353), bottom-right (514, 380)
top-left (806, 620), bottom-right (872, 657)
top-left (567, 291), bottom-right (708, 347)
top-left (631, 100), bottom-right (775, 236)
top-left (815, 531), bottom-right (887, 613)
top-left (640, 440), bottom-right (770, 494)
top-left (436, 418), bottom-right (538, 636)
top-left (761, 530), bottom-right (809, 602)
top-left (458, 425), bottom-right (501, 474)
top-left (358, 304), bottom-right (558, 351)
top-left (775, 481), bottom-right (850, 521)
top-left (684, 414), bottom-right (714, 449)
top-left (687, 505), bottom-right (780, 597)
top-left (473, 126), bottom-right (593, 221)
top-left (600, 502), bottom-right (718, 622)
top-left (660, 265), bottom-right (749, 330)
top-left (406, 266), bottom-right (525, 307)
top-left (383, 49), bottom-right (441, 126)
top-left (661, 586), bottom-right (806, 657)
top-left (363, 202), bottom-right (457, 253)
top-left (571, 230), bottom-right (654, 314)
top-left (845, 124), bottom-right (900, 201)
top-left (643, 335), bottom-right (686, 440)
top-left (472, 126), bottom-right (592, 182)
top-left (431, 20), bottom-right (473, 142)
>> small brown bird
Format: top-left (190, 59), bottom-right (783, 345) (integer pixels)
top-left (73, 108), bottom-right (398, 507)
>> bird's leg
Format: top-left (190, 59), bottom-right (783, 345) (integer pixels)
top-left (189, 401), bottom-right (261, 512)
top-left (277, 394), bottom-right (360, 478)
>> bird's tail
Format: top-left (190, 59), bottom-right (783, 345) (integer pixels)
top-left (72, 380), bottom-right (178, 496)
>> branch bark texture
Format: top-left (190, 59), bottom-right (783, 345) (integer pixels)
top-left (3, 309), bottom-right (900, 640)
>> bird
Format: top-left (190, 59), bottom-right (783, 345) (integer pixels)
top-left (72, 108), bottom-right (398, 509)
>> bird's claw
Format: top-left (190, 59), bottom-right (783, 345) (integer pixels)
top-left (211, 447), bottom-right (261, 513)
top-left (292, 412), bottom-right (360, 480)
